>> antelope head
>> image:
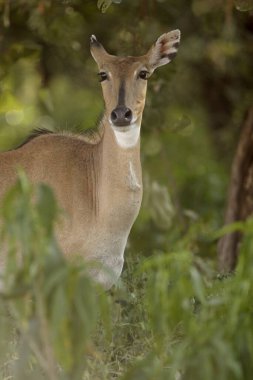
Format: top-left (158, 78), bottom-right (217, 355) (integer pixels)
top-left (90, 30), bottom-right (181, 148)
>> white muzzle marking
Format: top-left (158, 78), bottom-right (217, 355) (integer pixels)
top-left (111, 123), bottom-right (140, 149)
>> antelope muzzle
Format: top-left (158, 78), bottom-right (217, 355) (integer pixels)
top-left (111, 106), bottom-right (133, 127)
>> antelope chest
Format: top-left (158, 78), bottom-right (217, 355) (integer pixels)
top-left (106, 160), bottom-right (142, 228)
top-left (90, 160), bottom-right (143, 288)
top-left (59, 156), bottom-right (142, 289)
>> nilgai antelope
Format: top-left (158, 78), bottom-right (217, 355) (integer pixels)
top-left (0, 30), bottom-right (181, 289)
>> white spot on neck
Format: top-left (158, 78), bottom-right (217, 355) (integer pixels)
top-left (128, 161), bottom-right (141, 191)
top-left (112, 123), bottom-right (140, 149)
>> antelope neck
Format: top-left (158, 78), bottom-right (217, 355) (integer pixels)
top-left (101, 117), bottom-right (141, 186)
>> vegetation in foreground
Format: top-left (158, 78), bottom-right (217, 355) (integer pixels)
top-left (0, 174), bottom-right (253, 380)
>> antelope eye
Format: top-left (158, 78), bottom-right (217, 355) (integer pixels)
top-left (98, 72), bottom-right (108, 82)
top-left (138, 70), bottom-right (149, 80)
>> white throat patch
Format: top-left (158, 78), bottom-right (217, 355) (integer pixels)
top-left (112, 123), bottom-right (140, 149)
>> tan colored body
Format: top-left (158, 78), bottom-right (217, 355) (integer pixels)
top-left (0, 121), bottom-right (142, 288)
top-left (0, 30), bottom-right (180, 288)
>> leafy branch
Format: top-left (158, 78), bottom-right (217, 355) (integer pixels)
top-left (97, 0), bottom-right (122, 13)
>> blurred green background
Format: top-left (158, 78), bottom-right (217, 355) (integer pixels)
top-left (1, 0), bottom-right (253, 257)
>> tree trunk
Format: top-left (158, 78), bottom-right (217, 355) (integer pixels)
top-left (218, 106), bottom-right (253, 272)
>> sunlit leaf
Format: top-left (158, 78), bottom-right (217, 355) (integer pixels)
top-left (234, 0), bottom-right (253, 11)
top-left (97, 0), bottom-right (113, 12)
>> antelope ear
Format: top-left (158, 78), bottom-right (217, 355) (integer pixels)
top-left (90, 35), bottom-right (109, 64)
top-left (147, 29), bottom-right (181, 71)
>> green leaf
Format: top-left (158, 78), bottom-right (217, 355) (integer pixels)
top-left (36, 183), bottom-right (59, 236)
top-left (234, 0), bottom-right (253, 11)
top-left (97, 0), bottom-right (112, 13)
top-left (213, 221), bottom-right (245, 239)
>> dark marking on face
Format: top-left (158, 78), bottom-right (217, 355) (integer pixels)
top-left (167, 52), bottom-right (177, 61)
top-left (173, 42), bottom-right (179, 49)
top-left (90, 35), bottom-right (101, 48)
top-left (117, 81), bottom-right (126, 106)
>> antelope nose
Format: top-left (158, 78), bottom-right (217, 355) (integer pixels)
top-left (111, 106), bottom-right (133, 127)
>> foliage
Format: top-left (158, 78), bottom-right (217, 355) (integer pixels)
top-left (97, 0), bottom-right (123, 13)
top-left (234, 0), bottom-right (253, 12)
top-left (129, 238), bottom-right (253, 380)
top-left (1, 177), bottom-right (253, 379)
top-left (0, 1), bottom-right (253, 379)
top-left (0, 173), bottom-right (109, 380)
